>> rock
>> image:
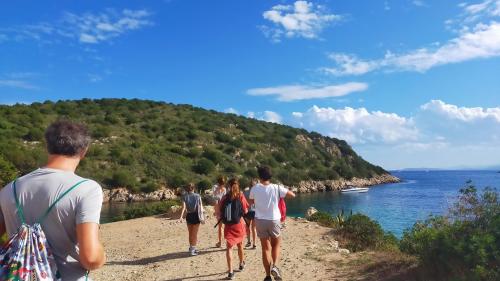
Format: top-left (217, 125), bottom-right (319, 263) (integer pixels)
top-left (328, 241), bottom-right (339, 252)
top-left (305, 207), bottom-right (318, 219)
top-left (339, 248), bottom-right (350, 255)
top-left (292, 174), bottom-right (400, 194)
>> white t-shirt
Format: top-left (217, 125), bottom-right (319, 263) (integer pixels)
top-left (249, 183), bottom-right (288, 221)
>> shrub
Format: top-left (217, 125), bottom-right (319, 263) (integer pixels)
top-left (0, 155), bottom-right (17, 187)
top-left (193, 159), bottom-right (215, 175)
top-left (341, 214), bottom-right (385, 252)
top-left (307, 211), bottom-right (337, 228)
top-left (108, 170), bottom-right (137, 189)
top-left (123, 200), bottom-right (180, 220)
top-left (168, 174), bottom-right (187, 188)
top-left (197, 179), bottom-right (211, 193)
top-left (140, 182), bottom-right (158, 193)
top-left (400, 183), bottom-right (500, 280)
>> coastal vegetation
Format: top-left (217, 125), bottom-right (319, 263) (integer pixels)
top-left (308, 182), bottom-right (500, 280)
top-left (109, 200), bottom-right (180, 222)
top-left (0, 98), bottom-right (388, 191)
top-left (308, 211), bottom-right (399, 252)
top-left (400, 182), bottom-right (500, 280)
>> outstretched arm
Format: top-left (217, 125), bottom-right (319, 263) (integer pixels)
top-left (286, 190), bottom-right (296, 199)
top-left (76, 223), bottom-right (106, 270)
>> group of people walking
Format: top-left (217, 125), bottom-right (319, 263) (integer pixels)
top-left (180, 167), bottom-right (295, 281)
top-left (0, 120), bottom-right (296, 281)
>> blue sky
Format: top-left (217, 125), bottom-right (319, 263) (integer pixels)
top-left (1, 0), bottom-right (499, 169)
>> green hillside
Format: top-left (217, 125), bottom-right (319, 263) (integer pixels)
top-left (0, 99), bottom-right (388, 192)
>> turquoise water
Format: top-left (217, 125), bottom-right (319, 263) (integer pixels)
top-left (286, 170), bottom-right (500, 237)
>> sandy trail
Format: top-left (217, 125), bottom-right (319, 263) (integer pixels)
top-left (91, 211), bottom-right (343, 281)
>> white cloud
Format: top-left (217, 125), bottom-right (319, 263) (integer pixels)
top-left (420, 100), bottom-right (500, 122)
top-left (416, 100), bottom-right (500, 145)
top-left (323, 1), bottom-right (500, 76)
top-left (0, 80), bottom-right (38, 90)
top-left (247, 82), bottom-right (368, 102)
top-left (261, 1), bottom-right (341, 42)
top-left (0, 9), bottom-right (152, 45)
top-left (412, 0), bottom-right (426, 7)
top-left (291, 105), bottom-right (418, 144)
top-left (289, 100), bottom-right (500, 168)
top-left (324, 21), bottom-right (500, 75)
top-left (225, 107), bottom-right (239, 114)
top-left (322, 54), bottom-right (378, 76)
top-left (263, 111), bottom-right (283, 123)
top-left (291, 100), bottom-right (500, 146)
top-left (247, 110), bottom-right (283, 124)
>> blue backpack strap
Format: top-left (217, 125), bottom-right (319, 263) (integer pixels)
top-left (12, 179), bottom-right (26, 225)
top-left (37, 179), bottom-right (89, 224)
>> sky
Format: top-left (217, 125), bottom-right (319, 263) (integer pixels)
top-left (0, 0), bottom-right (499, 170)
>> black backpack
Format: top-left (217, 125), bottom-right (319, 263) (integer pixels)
top-left (221, 195), bottom-right (244, 225)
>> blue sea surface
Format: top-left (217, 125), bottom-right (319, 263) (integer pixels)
top-left (286, 170), bottom-right (500, 237)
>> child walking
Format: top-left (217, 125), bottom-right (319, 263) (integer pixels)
top-left (180, 183), bottom-right (204, 256)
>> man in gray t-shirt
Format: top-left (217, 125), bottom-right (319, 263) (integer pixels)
top-left (0, 120), bottom-right (106, 281)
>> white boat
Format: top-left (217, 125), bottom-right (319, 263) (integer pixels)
top-left (341, 186), bottom-right (369, 193)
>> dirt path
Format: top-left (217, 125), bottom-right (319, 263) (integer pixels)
top-left (91, 211), bottom-right (345, 281)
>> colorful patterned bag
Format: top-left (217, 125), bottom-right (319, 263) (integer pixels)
top-left (0, 179), bottom-right (88, 281)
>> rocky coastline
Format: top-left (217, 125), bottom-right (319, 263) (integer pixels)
top-left (102, 173), bottom-right (400, 203)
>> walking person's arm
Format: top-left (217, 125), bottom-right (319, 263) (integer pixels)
top-left (77, 223), bottom-right (106, 270)
top-left (179, 201), bottom-right (186, 222)
top-left (285, 190), bottom-right (296, 199)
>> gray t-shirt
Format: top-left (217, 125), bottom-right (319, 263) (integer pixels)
top-left (183, 192), bottom-right (201, 213)
top-left (0, 168), bottom-right (103, 281)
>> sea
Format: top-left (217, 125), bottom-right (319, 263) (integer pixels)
top-left (101, 170), bottom-right (500, 237)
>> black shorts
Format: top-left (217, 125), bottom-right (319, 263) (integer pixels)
top-left (245, 210), bottom-right (256, 220)
top-left (186, 212), bottom-right (200, 225)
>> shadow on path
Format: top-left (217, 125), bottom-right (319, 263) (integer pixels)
top-left (162, 272), bottom-right (227, 281)
top-left (107, 248), bottom-right (226, 266)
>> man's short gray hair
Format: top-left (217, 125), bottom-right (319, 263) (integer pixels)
top-left (45, 120), bottom-right (91, 156)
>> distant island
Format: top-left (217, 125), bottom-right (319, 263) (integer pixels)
top-left (0, 99), bottom-right (396, 196)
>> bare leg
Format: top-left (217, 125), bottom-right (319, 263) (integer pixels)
top-left (189, 224), bottom-right (200, 247)
top-left (237, 242), bottom-right (244, 265)
top-left (187, 224), bottom-right (193, 246)
top-left (226, 244), bottom-right (233, 273)
top-left (270, 236), bottom-right (281, 266)
top-left (260, 237), bottom-right (272, 276)
top-left (251, 220), bottom-right (257, 245)
top-left (218, 223), bottom-right (223, 245)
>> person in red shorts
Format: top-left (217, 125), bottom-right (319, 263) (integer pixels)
top-left (218, 178), bottom-right (249, 280)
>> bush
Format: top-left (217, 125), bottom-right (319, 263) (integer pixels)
top-left (193, 159), bottom-right (215, 175)
top-left (400, 183), bottom-right (500, 280)
top-left (108, 170), bottom-right (137, 189)
top-left (0, 155), bottom-right (17, 187)
top-left (307, 211), bottom-right (337, 228)
top-left (197, 179), bottom-right (212, 193)
top-left (168, 174), bottom-right (187, 188)
top-left (140, 182), bottom-right (158, 193)
top-left (0, 233), bottom-right (7, 244)
top-left (341, 214), bottom-right (385, 252)
top-left (123, 200), bottom-right (180, 220)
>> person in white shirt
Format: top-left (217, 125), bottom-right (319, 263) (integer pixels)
top-left (249, 166), bottom-right (295, 281)
top-left (212, 175), bottom-right (227, 247)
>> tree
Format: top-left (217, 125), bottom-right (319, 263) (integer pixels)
top-left (193, 159), bottom-right (215, 175)
top-left (0, 154), bottom-right (17, 187)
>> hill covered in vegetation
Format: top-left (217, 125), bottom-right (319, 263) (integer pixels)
top-left (0, 99), bottom-right (389, 192)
